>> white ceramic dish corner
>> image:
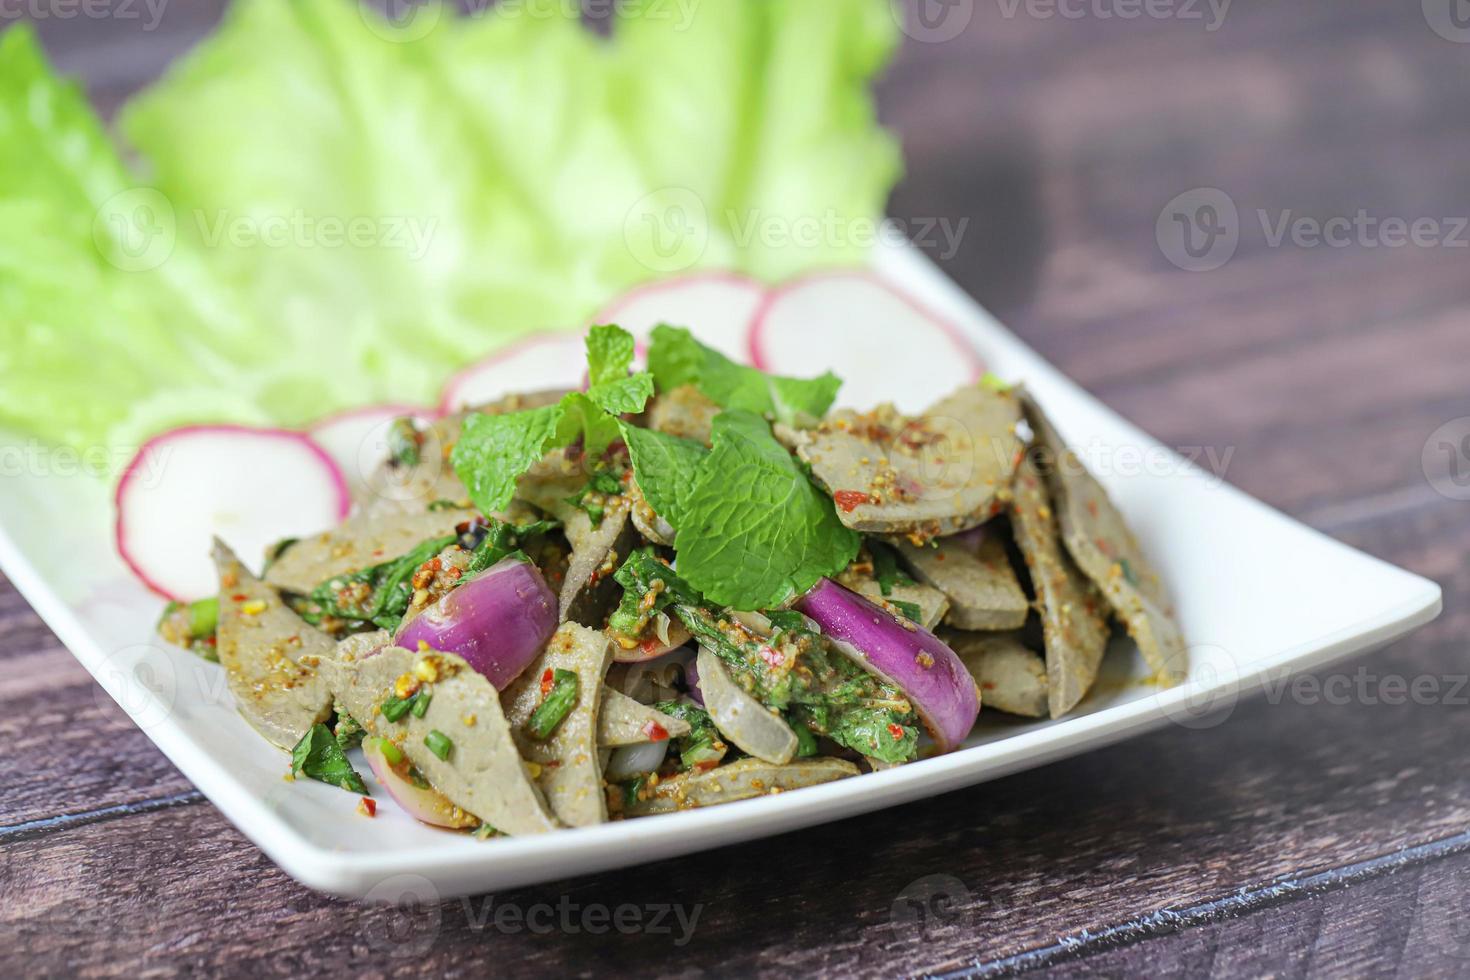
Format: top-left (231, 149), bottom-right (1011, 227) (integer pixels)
top-left (0, 241), bottom-right (1441, 899)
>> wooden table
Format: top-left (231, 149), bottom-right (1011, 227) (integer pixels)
top-left (5, 2), bottom-right (1469, 976)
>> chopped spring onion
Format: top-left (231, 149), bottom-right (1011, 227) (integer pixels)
top-left (526, 669), bottom-right (579, 740)
top-left (424, 729), bottom-right (453, 761)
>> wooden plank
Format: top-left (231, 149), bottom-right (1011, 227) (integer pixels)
top-left (1, 493), bottom-right (1464, 976)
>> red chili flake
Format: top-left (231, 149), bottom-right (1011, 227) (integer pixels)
top-left (642, 721), bottom-right (670, 742)
top-left (757, 645), bottom-right (784, 669)
top-left (231, 593), bottom-right (247, 602)
top-left (358, 797), bottom-right (377, 818)
top-left (887, 723), bottom-right (905, 741)
top-left (639, 636), bottom-right (661, 654)
top-left (1087, 500), bottom-right (1100, 517)
top-left (833, 490), bottom-right (871, 513)
top-left (204, 635), bottom-right (217, 646)
top-left (539, 668), bottom-right (554, 698)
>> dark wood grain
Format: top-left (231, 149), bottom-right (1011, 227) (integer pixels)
top-left (4, 1), bottom-right (1470, 978)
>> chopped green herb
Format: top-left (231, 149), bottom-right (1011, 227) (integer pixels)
top-left (424, 729), bottom-right (453, 761)
top-left (262, 538), bottom-right (298, 574)
top-left (381, 694), bottom-right (414, 723)
top-left (291, 724), bottom-right (368, 795)
top-left (526, 669), bottom-right (580, 740)
top-left (302, 533), bottom-right (456, 632)
top-left (653, 700), bottom-right (728, 771)
top-left (792, 718), bottom-right (819, 757)
top-left (410, 690), bottom-right (432, 718)
top-left (867, 540), bottom-right (914, 597)
top-left (387, 416), bottom-right (423, 467)
top-left (426, 499), bottom-right (462, 512)
top-left (889, 599), bottom-right (923, 623)
top-left (157, 595), bottom-right (220, 661)
top-left (622, 775), bottom-right (648, 808)
top-left (375, 737), bottom-right (405, 766)
top-left (564, 468), bottom-right (623, 528)
top-left (471, 823), bottom-right (500, 840)
top-left (980, 372), bottom-right (1013, 393)
top-left (464, 518), bottom-right (558, 576)
top-left (1118, 557), bottom-right (1140, 587)
top-left (333, 706), bottom-right (365, 751)
top-left (763, 609), bottom-right (811, 634)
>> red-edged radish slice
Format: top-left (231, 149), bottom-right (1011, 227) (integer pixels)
top-left (307, 403), bottom-right (435, 496)
top-left (439, 333), bottom-right (588, 414)
top-left (594, 272), bottom-right (767, 364)
top-left (115, 425), bottom-right (350, 601)
top-left (749, 271), bottom-right (985, 413)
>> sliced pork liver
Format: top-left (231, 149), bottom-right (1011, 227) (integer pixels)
top-left (1021, 391), bottom-right (1187, 684)
top-left (797, 383), bottom-right (1024, 537)
top-left (212, 540), bottom-right (335, 751)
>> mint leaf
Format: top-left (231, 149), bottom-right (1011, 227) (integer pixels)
top-left (291, 723), bottom-right (368, 795)
top-left (452, 327), bottom-right (655, 512)
top-left (586, 372), bottom-right (654, 417)
top-left (452, 403), bottom-right (564, 514)
top-left (620, 421), bottom-right (708, 528)
top-left (586, 324), bottom-right (636, 387)
top-left (555, 391), bottom-right (624, 458)
top-left (676, 410), bottom-right (859, 609)
top-left (582, 324), bottom-right (653, 417)
top-left (647, 325), bottom-right (841, 427)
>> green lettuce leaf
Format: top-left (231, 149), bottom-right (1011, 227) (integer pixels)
top-left (0, 0), bottom-right (899, 453)
top-left (675, 410), bottom-right (859, 609)
top-left (0, 28), bottom-right (273, 449)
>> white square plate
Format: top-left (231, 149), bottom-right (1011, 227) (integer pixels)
top-left (0, 242), bottom-right (1441, 899)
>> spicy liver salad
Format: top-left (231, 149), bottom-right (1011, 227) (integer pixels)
top-left (155, 323), bottom-right (1185, 836)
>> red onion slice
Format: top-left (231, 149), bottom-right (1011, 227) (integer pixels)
top-left (362, 737), bottom-right (479, 829)
top-left (796, 578), bottom-right (980, 753)
top-left (395, 558), bottom-right (557, 689)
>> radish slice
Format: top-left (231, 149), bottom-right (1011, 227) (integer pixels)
top-left (750, 272), bottom-right (985, 413)
top-left (115, 425), bottom-right (350, 601)
top-left (307, 403), bottom-right (435, 495)
top-left (439, 333), bottom-right (588, 414)
top-left (594, 272), bottom-right (767, 364)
